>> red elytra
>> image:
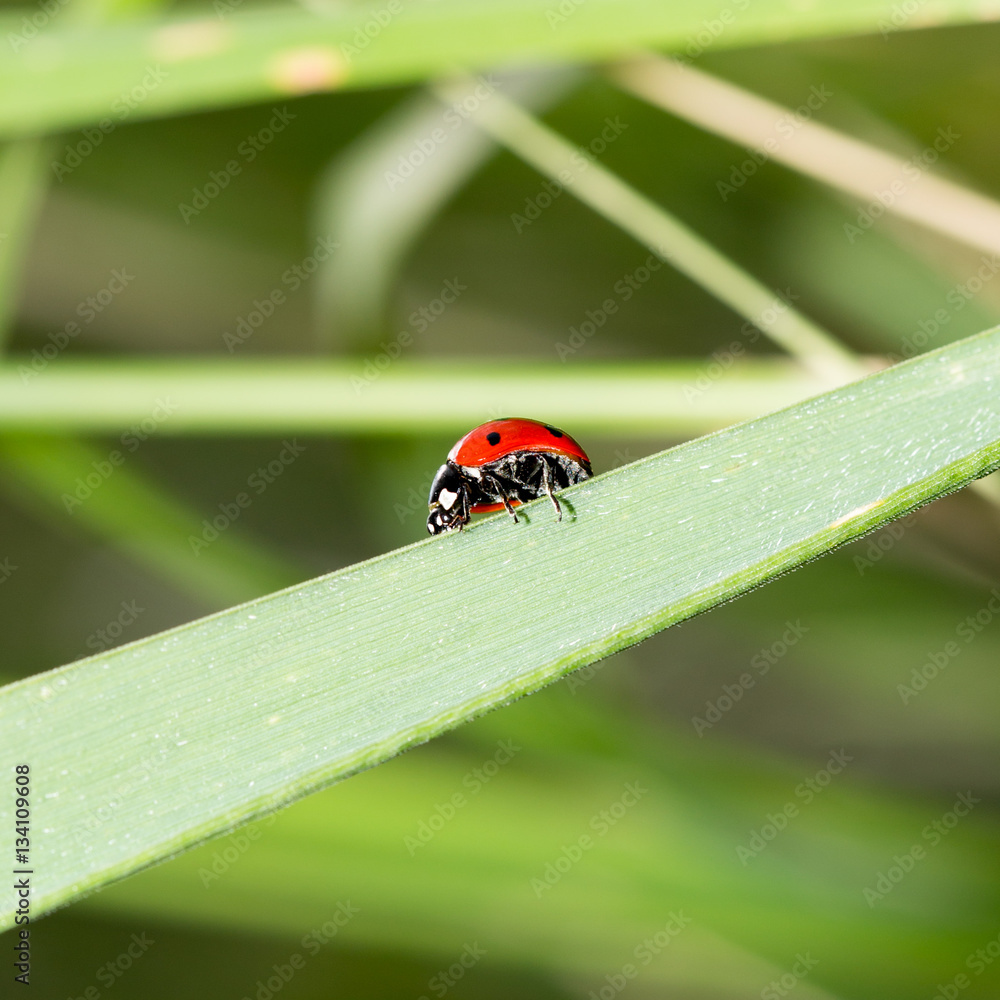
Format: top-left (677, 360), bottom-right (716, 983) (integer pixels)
top-left (448, 418), bottom-right (591, 470)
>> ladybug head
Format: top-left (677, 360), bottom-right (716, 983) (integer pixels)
top-left (427, 462), bottom-right (470, 535)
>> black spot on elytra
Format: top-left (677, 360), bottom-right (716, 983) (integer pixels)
top-left (545, 425), bottom-right (564, 438)
top-left (487, 432), bottom-right (501, 446)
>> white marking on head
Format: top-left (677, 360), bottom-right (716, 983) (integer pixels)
top-left (438, 488), bottom-right (459, 510)
top-left (466, 467), bottom-right (483, 479)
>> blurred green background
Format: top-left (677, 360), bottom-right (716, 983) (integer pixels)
top-left (2, 2), bottom-right (1000, 998)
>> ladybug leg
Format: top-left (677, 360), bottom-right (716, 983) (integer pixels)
top-left (498, 488), bottom-right (520, 523)
top-left (539, 455), bottom-right (563, 521)
top-left (482, 472), bottom-right (519, 522)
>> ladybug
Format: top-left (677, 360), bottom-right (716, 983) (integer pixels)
top-left (427, 417), bottom-right (593, 535)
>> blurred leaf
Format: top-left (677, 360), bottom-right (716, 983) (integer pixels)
top-left (773, 199), bottom-right (1000, 352)
top-left (0, 140), bottom-right (53, 347)
top-left (0, 435), bottom-right (300, 605)
top-left (2, 325), bottom-right (999, 934)
top-left (82, 690), bottom-right (1000, 998)
top-left (611, 56), bottom-right (1000, 260)
top-left (314, 69), bottom-right (583, 348)
top-left (0, 356), bottom-right (846, 435)
top-left (434, 79), bottom-right (859, 381)
top-left (2, 0), bottom-right (999, 137)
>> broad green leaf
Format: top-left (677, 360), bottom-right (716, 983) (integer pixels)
top-left (2, 325), bottom-right (999, 930)
top-left (0, 0), bottom-right (997, 138)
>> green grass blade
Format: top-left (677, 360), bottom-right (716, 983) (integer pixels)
top-left (433, 80), bottom-right (860, 381)
top-left (1, 0), bottom-right (998, 138)
top-left (0, 139), bottom-right (53, 349)
top-left (2, 325), bottom-right (1000, 930)
top-left (610, 55), bottom-right (1000, 261)
top-left (0, 357), bottom-right (843, 434)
